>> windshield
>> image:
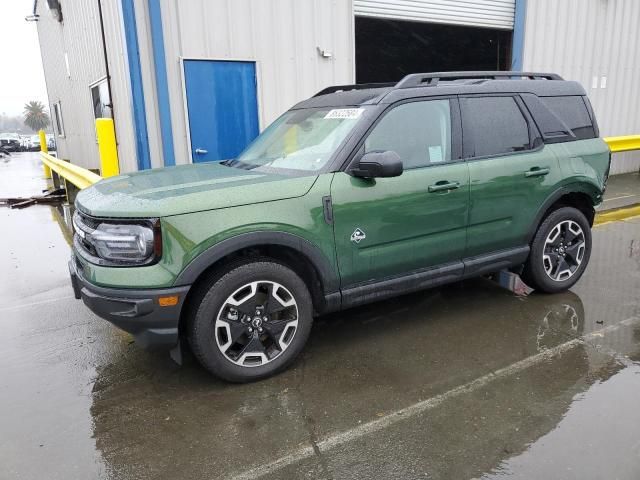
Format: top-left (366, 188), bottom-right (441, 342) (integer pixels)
top-left (228, 107), bottom-right (368, 173)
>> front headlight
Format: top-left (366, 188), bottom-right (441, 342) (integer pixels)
top-left (73, 212), bottom-right (161, 266)
top-left (91, 223), bottom-right (155, 262)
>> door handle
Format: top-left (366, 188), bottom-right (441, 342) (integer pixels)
top-left (428, 181), bottom-right (460, 193)
top-left (195, 148), bottom-right (208, 155)
top-left (525, 167), bottom-right (550, 177)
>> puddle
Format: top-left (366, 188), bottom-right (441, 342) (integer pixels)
top-left (479, 364), bottom-right (640, 480)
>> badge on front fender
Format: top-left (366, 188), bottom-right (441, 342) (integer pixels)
top-left (350, 228), bottom-right (366, 244)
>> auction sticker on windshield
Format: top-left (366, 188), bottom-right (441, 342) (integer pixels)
top-left (324, 108), bottom-right (364, 120)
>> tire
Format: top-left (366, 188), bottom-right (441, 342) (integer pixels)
top-left (187, 260), bottom-right (313, 382)
top-left (523, 207), bottom-right (592, 293)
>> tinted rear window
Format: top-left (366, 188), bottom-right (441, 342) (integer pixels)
top-left (462, 96), bottom-right (530, 158)
top-left (540, 96), bottom-right (596, 140)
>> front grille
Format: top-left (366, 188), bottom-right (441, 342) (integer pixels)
top-left (74, 255), bottom-right (84, 275)
top-left (72, 211), bottom-right (99, 257)
top-left (73, 232), bottom-right (101, 263)
top-left (74, 210), bottom-right (101, 229)
top-left (80, 237), bottom-right (98, 256)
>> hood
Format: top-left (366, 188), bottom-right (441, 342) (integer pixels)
top-left (76, 162), bottom-right (317, 218)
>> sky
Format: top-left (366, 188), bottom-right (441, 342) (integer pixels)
top-left (0, 0), bottom-right (49, 117)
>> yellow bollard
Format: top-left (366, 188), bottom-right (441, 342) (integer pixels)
top-left (39, 130), bottom-right (52, 179)
top-left (95, 118), bottom-right (120, 178)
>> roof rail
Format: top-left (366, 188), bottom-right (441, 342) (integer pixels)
top-left (395, 71), bottom-right (563, 89)
top-left (314, 82), bottom-right (396, 97)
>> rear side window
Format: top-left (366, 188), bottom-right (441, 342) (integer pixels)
top-left (539, 96), bottom-right (596, 140)
top-left (461, 96), bottom-right (530, 158)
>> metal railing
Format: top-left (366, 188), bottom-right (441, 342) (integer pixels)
top-left (40, 151), bottom-right (102, 189)
top-left (603, 135), bottom-right (640, 153)
top-left (38, 118), bottom-right (120, 191)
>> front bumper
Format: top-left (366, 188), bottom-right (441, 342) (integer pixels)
top-left (69, 257), bottom-right (190, 348)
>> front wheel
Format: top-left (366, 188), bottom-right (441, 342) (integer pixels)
top-left (523, 207), bottom-right (592, 293)
top-left (187, 260), bottom-right (313, 382)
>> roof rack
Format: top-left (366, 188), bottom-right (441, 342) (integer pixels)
top-left (395, 71), bottom-right (563, 88)
top-left (313, 82), bottom-right (396, 97)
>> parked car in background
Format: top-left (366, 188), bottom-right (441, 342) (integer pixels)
top-left (69, 71), bottom-right (610, 382)
top-left (26, 135), bottom-right (41, 151)
top-left (0, 133), bottom-right (22, 152)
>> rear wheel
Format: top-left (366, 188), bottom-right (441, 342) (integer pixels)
top-left (523, 207), bottom-right (592, 293)
top-left (187, 260), bottom-right (313, 382)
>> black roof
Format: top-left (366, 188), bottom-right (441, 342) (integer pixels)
top-left (293, 71), bottom-right (587, 109)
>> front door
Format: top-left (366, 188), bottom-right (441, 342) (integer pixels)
top-left (183, 60), bottom-right (260, 163)
top-left (331, 98), bottom-right (469, 287)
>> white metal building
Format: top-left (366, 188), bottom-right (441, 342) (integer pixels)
top-left (33, 0), bottom-right (640, 175)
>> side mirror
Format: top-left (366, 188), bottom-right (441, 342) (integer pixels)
top-left (352, 151), bottom-right (403, 179)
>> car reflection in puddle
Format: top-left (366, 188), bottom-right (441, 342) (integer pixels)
top-left (86, 275), bottom-right (640, 480)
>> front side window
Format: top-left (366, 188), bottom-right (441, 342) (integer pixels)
top-left (462, 96), bottom-right (530, 158)
top-left (364, 99), bottom-right (452, 169)
top-left (231, 107), bottom-right (367, 173)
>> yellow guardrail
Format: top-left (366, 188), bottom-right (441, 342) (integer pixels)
top-left (603, 135), bottom-right (640, 153)
top-left (40, 151), bottom-right (102, 189)
top-left (594, 204), bottom-right (640, 226)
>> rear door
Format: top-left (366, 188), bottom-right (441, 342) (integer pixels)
top-left (462, 95), bottom-right (561, 257)
top-left (183, 60), bottom-right (260, 163)
top-left (331, 97), bottom-right (470, 287)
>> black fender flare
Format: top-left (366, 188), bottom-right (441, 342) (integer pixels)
top-left (173, 231), bottom-right (340, 294)
top-left (526, 183), bottom-right (599, 243)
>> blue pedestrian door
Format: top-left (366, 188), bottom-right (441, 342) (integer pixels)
top-left (183, 60), bottom-right (260, 163)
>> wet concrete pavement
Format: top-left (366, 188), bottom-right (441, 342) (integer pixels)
top-left (2, 153), bottom-right (640, 480)
top-left (597, 171), bottom-right (640, 211)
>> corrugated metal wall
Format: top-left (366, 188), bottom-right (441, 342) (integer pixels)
top-left (36, 0), bottom-right (105, 169)
top-left (354, 0), bottom-right (515, 30)
top-left (35, 0), bottom-right (137, 173)
top-left (37, 0), bottom-right (638, 174)
top-left (145, 0), bottom-right (355, 166)
top-left (522, 0), bottom-right (640, 174)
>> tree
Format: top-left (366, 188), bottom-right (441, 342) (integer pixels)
top-left (23, 101), bottom-right (50, 132)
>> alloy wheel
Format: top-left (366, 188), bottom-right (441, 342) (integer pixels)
top-left (542, 220), bottom-right (586, 282)
top-left (214, 281), bottom-right (299, 367)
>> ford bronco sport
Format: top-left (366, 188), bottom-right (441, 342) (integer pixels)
top-left (69, 71), bottom-right (611, 382)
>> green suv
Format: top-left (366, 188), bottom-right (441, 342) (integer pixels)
top-left (69, 71), bottom-right (610, 382)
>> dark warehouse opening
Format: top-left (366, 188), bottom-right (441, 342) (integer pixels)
top-left (355, 16), bottom-right (513, 83)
